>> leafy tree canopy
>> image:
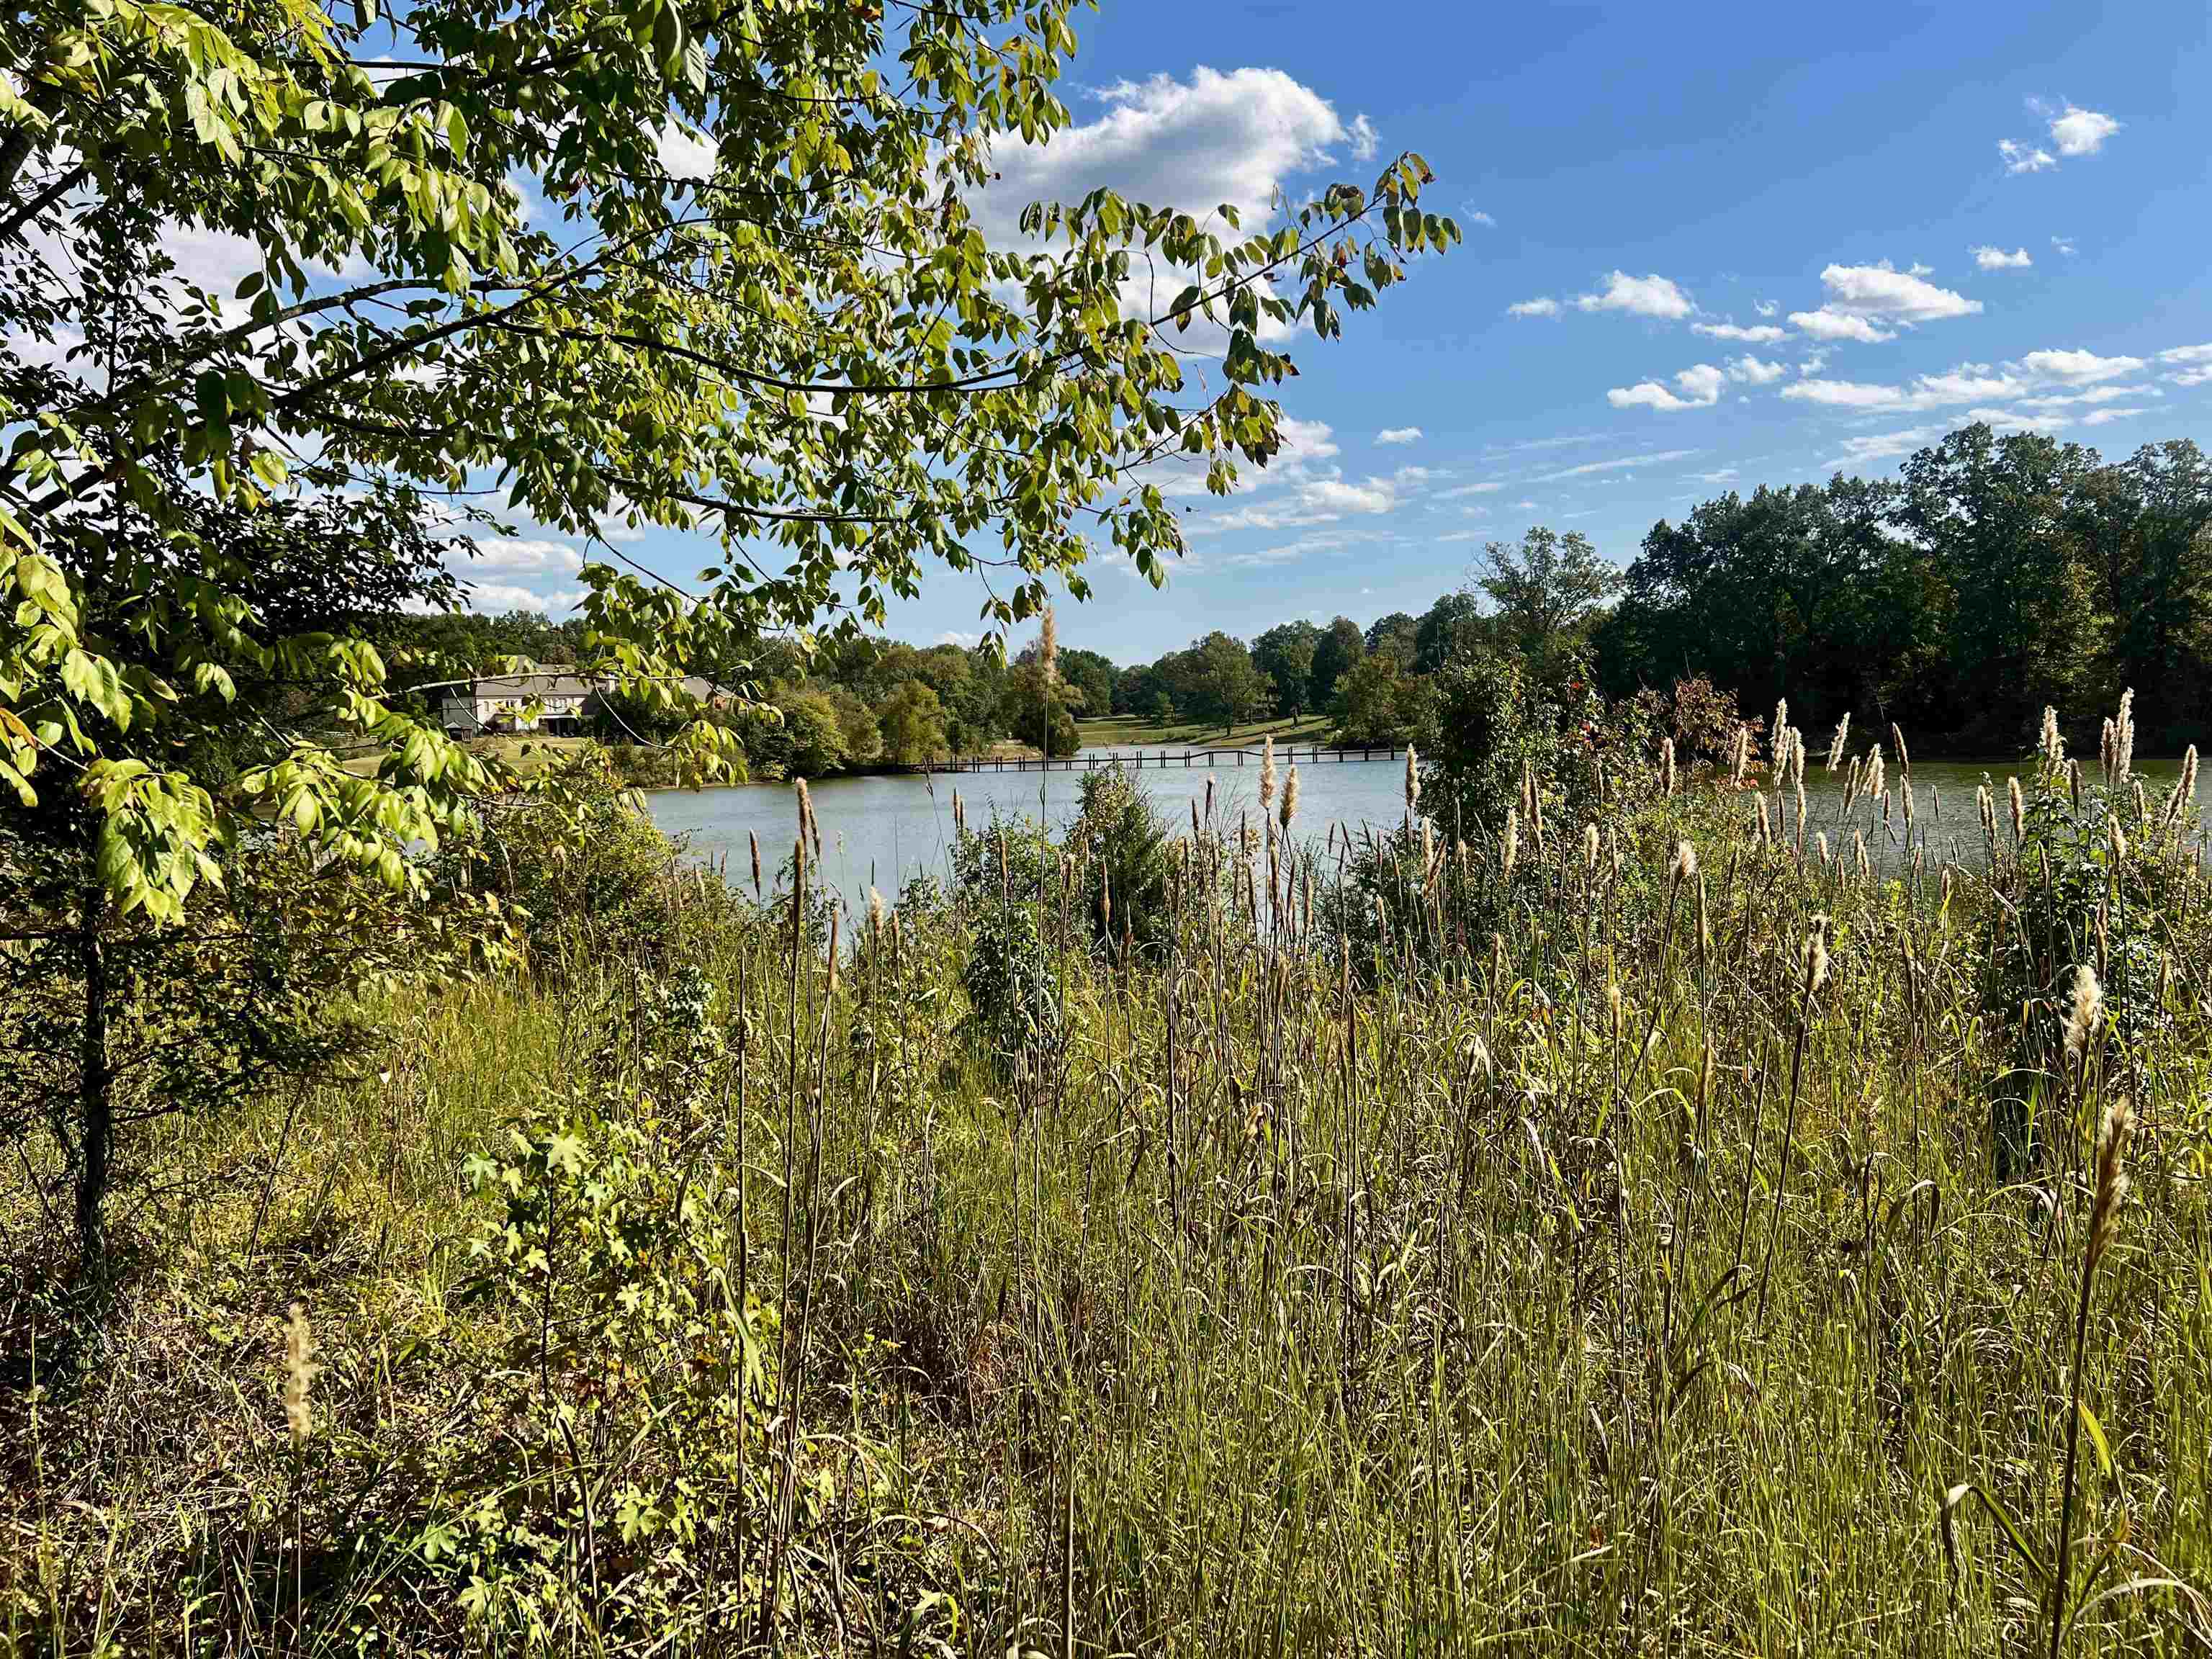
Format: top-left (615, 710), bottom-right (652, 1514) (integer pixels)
top-left (0, 0), bottom-right (1458, 917)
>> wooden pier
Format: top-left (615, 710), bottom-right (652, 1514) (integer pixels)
top-left (912, 743), bottom-right (1403, 775)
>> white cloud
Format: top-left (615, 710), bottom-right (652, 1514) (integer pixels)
top-left (1375, 426), bottom-right (1422, 445)
top-left (1800, 351), bottom-right (1829, 374)
top-left (1814, 262), bottom-right (1982, 325)
top-left (989, 68), bottom-right (1345, 235)
top-left (1436, 480), bottom-right (1504, 499)
top-left (2051, 235), bottom-right (2077, 257)
top-left (1828, 428), bottom-right (1936, 469)
top-left (1784, 378), bottom-right (1907, 410)
top-left (1692, 467), bottom-right (1740, 483)
top-left (2050, 106), bottom-right (2120, 157)
top-left (464, 581), bottom-right (582, 616)
top-left (2019, 348), bottom-right (2144, 383)
top-left (467, 537), bottom-right (583, 574)
top-left (1575, 270), bottom-right (1696, 320)
top-left (1347, 112), bottom-right (1380, 162)
top-left (1508, 297), bottom-right (1563, 318)
top-left (1693, 321), bottom-right (1787, 343)
top-left (1224, 540), bottom-right (1329, 569)
top-left (1727, 355), bottom-right (1787, 385)
top-left (1607, 365), bottom-right (1725, 412)
top-left (1465, 208), bottom-right (1496, 227)
top-left (1789, 308), bottom-right (1897, 343)
top-left (1534, 449), bottom-right (1696, 481)
top-left (1999, 139), bottom-right (2057, 174)
top-left (657, 122), bottom-right (716, 180)
top-left (2162, 349), bottom-right (2212, 388)
top-left (2170, 368), bottom-right (2212, 388)
top-left (938, 630), bottom-right (983, 648)
top-left (2080, 406), bottom-right (2147, 426)
top-left (1303, 477), bottom-right (1395, 514)
top-left (1755, 300), bottom-right (1779, 318)
top-left (1973, 246), bottom-right (2033, 270)
top-left (2159, 343), bottom-right (2212, 365)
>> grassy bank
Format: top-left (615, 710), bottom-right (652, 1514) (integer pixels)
top-left (1073, 711), bottom-right (1338, 750)
top-left (6, 755), bottom-right (2211, 1655)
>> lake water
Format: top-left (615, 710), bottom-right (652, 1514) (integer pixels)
top-left (645, 751), bottom-right (2203, 906)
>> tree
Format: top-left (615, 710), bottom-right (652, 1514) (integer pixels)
top-left (1056, 648), bottom-right (1120, 724)
top-left (1309, 616), bottom-right (1367, 710)
top-left (1414, 590), bottom-right (1485, 674)
top-left (1251, 621), bottom-right (1320, 717)
top-left (1899, 426), bottom-right (2109, 742)
top-left (1476, 526), bottom-right (1621, 685)
top-left (999, 662), bottom-right (1080, 757)
top-left (1364, 612), bottom-right (1421, 667)
top-left (2, 0), bottom-right (1453, 1251)
top-left (1334, 652), bottom-right (1430, 747)
top-left (1177, 632), bottom-right (1272, 731)
top-left (876, 680), bottom-right (950, 768)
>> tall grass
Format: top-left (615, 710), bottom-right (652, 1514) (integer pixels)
top-left (6, 727), bottom-right (2211, 1655)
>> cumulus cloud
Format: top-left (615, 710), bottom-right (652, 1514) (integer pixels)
top-left (1783, 378), bottom-right (1909, 410)
top-left (1788, 309), bottom-right (1896, 343)
top-left (2050, 106), bottom-right (2120, 156)
top-left (467, 537), bottom-right (584, 574)
top-left (1999, 139), bottom-right (2057, 175)
top-left (1508, 297), bottom-right (1563, 318)
top-left (657, 122), bottom-right (716, 179)
top-left (2161, 345), bottom-right (2212, 388)
top-left (1575, 270), bottom-right (1696, 320)
top-left (463, 581), bottom-right (582, 616)
top-left (2051, 235), bottom-right (2077, 257)
top-left (1727, 355), bottom-right (1787, 385)
top-left (1973, 246), bottom-right (2033, 270)
top-left (1607, 364), bottom-right (1725, 412)
top-left (1693, 321), bottom-right (1787, 343)
top-left (1347, 112), bottom-right (1380, 161)
top-left (1813, 262), bottom-right (1982, 325)
top-left (1464, 208), bottom-right (1496, 227)
top-left (2019, 348), bottom-right (2145, 382)
top-left (1375, 426), bottom-right (1422, 445)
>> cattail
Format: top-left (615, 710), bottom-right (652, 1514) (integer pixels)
top-left (1259, 734), bottom-right (1277, 811)
top-left (795, 777), bottom-right (820, 860)
top-left (2063, 964), bottom-right (2103, 1068)
top-left (2087, 1096), bottom-right (2133, 1274)
top-left (1660, 737), bottom-right (1676, 796)
top-left (282, 1303), bottom-right (318, 1448)
top-left (749, 830), bottom-right (763, 897)
top-left (825, 908), bottom-right (840, 996)
top-left (1583, 822), bottom-right (1599, 871)
top-left (1502, 808), bottom-right (1519, 884)
top-left (2162, 744), bottom-right (2198, 831)
top-left (1404, 744), bottom-right (1421, 814)
top-left (2008, 775), bottom-right (2025, 844)
top-left (2040, 706), bottom-right (2064, 773)
top-left (1038, 604), bottom-right (1058, 686)
top-left (866, 885), bottom-right (885, 938)
top-left (1826, 712), bottom-right (1850, 771)
top-left (953, 788), bottom-right (966, 835)
top-left (1280, 763), bottom-right (1300, 833)
top-left (1190, 796), bottom-right (1201, 840)
top-left (1803, 917), bottom-right (1830, 997)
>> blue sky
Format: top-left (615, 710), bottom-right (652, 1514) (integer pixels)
top-left (475, 0), bottom-right (2212, 665)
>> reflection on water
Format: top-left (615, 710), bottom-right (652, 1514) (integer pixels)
top-left (644, 754), bottom-right (2203, 909)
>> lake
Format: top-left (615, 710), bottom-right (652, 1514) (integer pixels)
top-left (645, 750), bottom-right (2203, 907)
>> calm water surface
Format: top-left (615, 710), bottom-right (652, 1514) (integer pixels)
top-left (645, 752), bottom-right (2203, 906)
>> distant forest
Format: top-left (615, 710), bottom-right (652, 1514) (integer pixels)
top-left (405, 422), bottom-right (2212, 770)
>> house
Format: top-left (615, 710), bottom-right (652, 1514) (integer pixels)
top-left (437, 670), bottom-right (741, 736)
top-left (439, 669), bottom-right (595, 735)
